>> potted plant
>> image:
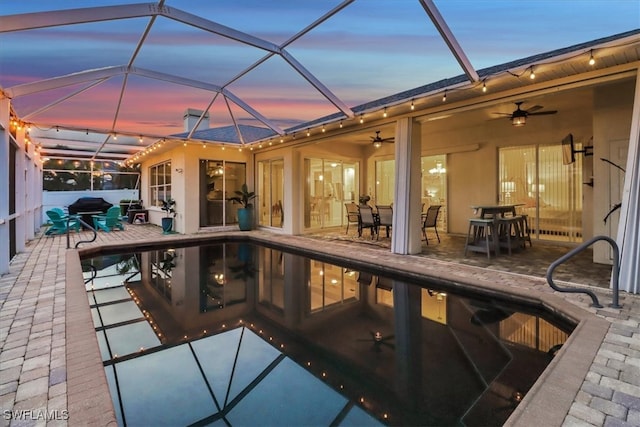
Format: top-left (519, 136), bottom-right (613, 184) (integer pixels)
top-left (228, 184), bottom-right (256, 231)
top-left (160, 198), bottom-right (176, 234)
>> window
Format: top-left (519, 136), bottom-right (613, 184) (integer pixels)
top-left (149, 161), bottom-right (171, 207)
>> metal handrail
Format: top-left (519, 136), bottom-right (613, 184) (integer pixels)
top-left (66, 216), bottom-right (97, 249)
top-left (546, 235), bottom-right (622, 309)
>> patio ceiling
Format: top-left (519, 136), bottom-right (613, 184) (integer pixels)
top-left (1, 1), bottom-right (638, 162)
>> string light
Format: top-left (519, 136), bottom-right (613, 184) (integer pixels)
top-left (383, 107), bottom-right (387, 118)
top-left (339, 120), bottom-right (343, 128)
top-left (306, 128), bottom-right (310, 137)
top-left (322, 125), bottom-right (326, 133)
top-left (482, 81), bottom-right (487, 93)
top-left (589, 50), bottom-right (595, 66)
top-left (442, 90), bottom-right (447, 102)
top-left (410, 99), bottom-right (415, 110)
top-left (359, 114), bottom-right (364, 124)
top-left (529, 67), bottom-right (536, 80)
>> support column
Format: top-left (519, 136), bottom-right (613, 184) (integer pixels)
top-left (15, 127), bottom-right (26, 252)
top-left (0, 97), bottom-right (9, 274)
top-left (616, 70), bottom-right (640, 294)
top-left (392, 118), bottom-right (422, 254)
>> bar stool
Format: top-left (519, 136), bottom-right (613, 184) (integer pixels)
top-left (497, 216), bottom-right (524, 255)
top-left (464, 218), bottom-right (497, 259)
top-left (518, 214), bottom-right (532, 247)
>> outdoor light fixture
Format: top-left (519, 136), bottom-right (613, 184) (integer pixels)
top-left (589, 50), bottom-right (595, 66)
top-left (411, 99), bottom-right (415, 110)
top-left (529, 67), bottom-right (536, 79)
top-left (359, 114), bottom-right (364, 124)
top-left (442, 90), bottom-right (447, 102)
top-left (383, 107), bottom-right (387, 118)
top-left (511, 105), bottom-right (528, 126)
top-left (482, 81), bottom-right (487, 92)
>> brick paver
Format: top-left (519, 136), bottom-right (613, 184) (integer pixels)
top-left (0, 224), bottom-right (639, 426)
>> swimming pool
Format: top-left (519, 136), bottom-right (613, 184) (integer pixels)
top-left (82, 241), bottom-right (574, 426)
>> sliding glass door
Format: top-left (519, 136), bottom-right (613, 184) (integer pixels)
top-left (304, 158), bottom-right (359, 230)
top-left (499, 144), bottom-right (583, 242)
top-left (257, 159), bottom-right (284, 228)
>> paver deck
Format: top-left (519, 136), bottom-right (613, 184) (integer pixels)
top-left (1, 224), bottom-right (638, 426)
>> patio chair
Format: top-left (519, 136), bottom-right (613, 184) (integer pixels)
top-left (45, 209), bottom-right (81, 235)
top-left (92, 206), bottom-right (125, 232)
top-left (422, 205), bottom-right (441, 244)
top-left (345, 203), bottom-right (359, 234)
top-left (376, 205), bottom-right (393, 239)
top-left (358, 205), bottom-right (378, 239)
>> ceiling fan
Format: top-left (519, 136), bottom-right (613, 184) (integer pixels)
top-left (371, 131), bottom-right (394, 148)
top-left (356, 331), bottom-right (395, 352)
top-left (494, 101), bottom-right (557, 126)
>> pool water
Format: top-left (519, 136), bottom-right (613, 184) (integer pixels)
top-left (83, 241), bottom-right (574, 426)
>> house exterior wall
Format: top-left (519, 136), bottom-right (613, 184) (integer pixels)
top-left (593, 79), bottom-right (636, 264)
top-left (141, 144), bottom-right (252, 234)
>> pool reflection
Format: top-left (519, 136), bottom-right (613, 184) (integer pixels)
top-left (83, 242), bottom-right (572, 426)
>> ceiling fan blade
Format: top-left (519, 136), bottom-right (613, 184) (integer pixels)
top-left (525, 105), bottom-right (544, 113)
top-left (529, 110), bottom-right (557, 116)
top-left (492, 112), bottom-right (512, 116)
top-left (381, 138), bottom-right (395, 142)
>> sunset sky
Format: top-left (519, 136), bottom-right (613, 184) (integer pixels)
top-left (1, 0), bottom-right (638, 137)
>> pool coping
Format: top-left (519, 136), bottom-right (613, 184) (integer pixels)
top-left (66, 231), bottom-right (611, 426)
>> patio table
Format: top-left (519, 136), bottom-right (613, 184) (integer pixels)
top-left (471, 204), bottom-right (524, 218)
top-left (469, 204), bottom-right (526, 256)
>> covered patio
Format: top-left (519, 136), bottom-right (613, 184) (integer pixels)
top-left (2, 1), bottom-right (640, 426)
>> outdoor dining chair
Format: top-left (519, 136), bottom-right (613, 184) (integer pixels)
top-left (45, 209), bottom-right (81, 235)
top-left (358, 205), bottom-right (378, 239)
top-left (376, 205), bottom-right (393, 239)
top-left (422, 205), bottom-right (442, 244)
top-left (92, 206), bottom-right (125, 232)
top-left (345, 202), bottom-right (360, 234)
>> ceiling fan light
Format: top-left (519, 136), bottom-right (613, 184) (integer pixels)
top-left (373, 141), bottom-right (382, 149)
top-left (512, 116), bottom-right (526, 126)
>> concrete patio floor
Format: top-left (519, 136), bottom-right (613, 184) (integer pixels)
top-left (0, 224), bottom-right (638, 426)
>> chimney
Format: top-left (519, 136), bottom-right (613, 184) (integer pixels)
top-left (183, 108), bottom-right (210, 132)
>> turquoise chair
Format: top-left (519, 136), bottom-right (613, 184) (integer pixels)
top-left (92, 206), bottom-right (125, 232)
top-left (45, 210), bottom-right (80, 235)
